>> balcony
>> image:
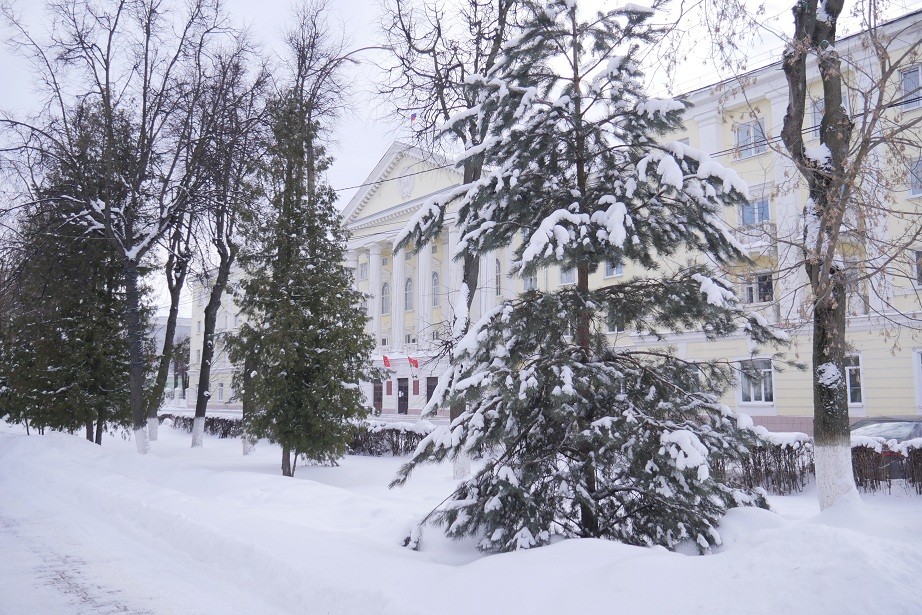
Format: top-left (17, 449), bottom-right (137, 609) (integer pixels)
top-left (733, 221), bottom-right (777, 252)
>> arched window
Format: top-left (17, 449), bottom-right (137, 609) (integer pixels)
top-left (431, 272), bottom-right (441, 307)
top-left (495, 258), bottom-right (502, 296)
top-left (381, 282), bottom-right (390, 314)
top-left (405, 277), bottom-right (414, 311)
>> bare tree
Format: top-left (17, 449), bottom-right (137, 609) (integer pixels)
top-left (1, 0), bottom-right (234, 453)
top-left (778, 1), bottom-right (922, 509)
top-left (382, 0), bottom-right (518, 477)
top-left (191, 42), bottom-right (267, 447)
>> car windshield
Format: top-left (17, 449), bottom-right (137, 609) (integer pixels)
top-left (850, 421), bottom-right (921, 441)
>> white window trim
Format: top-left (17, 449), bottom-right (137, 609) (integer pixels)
top-left (741, 272), bottom-right (774, 305)
top-left (901, 65), bottom-right (921, 111)
top-left (736, 118), bottom-right (768, 159)
top-left (359, 262), bottom-right (369, 281)
top-left (604, 261), bottom-right (624, 278)
top-left (844, 355), bottom-right (864, 408)
top-left (560, 268), bottom-right (576, 286)
top-left (404, 277), bottom-right (414, 311)
top-left (739, 358), bottom-right (775, 408)
top-left (909, 158), bottom-right (922, 198)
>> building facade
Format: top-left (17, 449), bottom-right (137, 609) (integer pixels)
top-left (188, 11), bottom-right (922, 432)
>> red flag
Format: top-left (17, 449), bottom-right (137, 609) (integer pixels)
top-left (408, 357), bottom-right (419, 368)
top-left (383, 355), bottom-right (391, 368)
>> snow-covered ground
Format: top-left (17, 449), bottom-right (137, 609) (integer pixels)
top-left (1, 421), bottom-right (920, 615)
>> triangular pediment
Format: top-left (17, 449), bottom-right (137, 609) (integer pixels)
top-left (341, 141), bottom-right (461, 228)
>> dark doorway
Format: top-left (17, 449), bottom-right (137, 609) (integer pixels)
top-left (373, 380), bottom-right (383, 413)
top-left (426, 377), bottom-right (439, 402)
top-left (397, 378), bottom-right (409, 414)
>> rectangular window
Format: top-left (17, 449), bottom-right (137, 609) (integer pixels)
top-left (196, 349), bottom-right (201, 363)
top-left (382, 257), bottom-right (389, 266)
top-left (381, 337), bottom-right (388, 347)
top-left (524, 273), bottom-right (537, 291)
top-left (845, 356), bottom-right (862, 404)
top-left (386, 380), bottom-right (393, 396)
top-left (736, 119), bottom-right (767, 158)
top-left (604, 261), bottom-right (624, 277)
top-left (359, 262), bottom-right (369, 280)
top-left (741, 196), bottom-right (770, 226)
top-left (741, 359), bottom-right (773, 403)
top-left (431, 241), bottom-right (438, 254)
top-left (743, 274), bottom-right (774, 304)
top-left (223, 314), bottom-right (228, 330)
top-left (233, 313), bottom-right (239, 328)
top-left (197, 320), bottom-right (202, 334)
top-left (405, 333), bottom-right (415, 344)
top-left (606, 305), bottom-right (626, 333)
top-left (560, 268), bottom-right (576, 285)
top-left (412, 379), bottom-right (420, 396)
top-left (217, 383), bottom-right (224, 402)
top-left (910, 159), bottom-right (922, 197)
top-left (901, 65), bottom-right (921, 110)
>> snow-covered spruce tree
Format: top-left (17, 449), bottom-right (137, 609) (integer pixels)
top-left (393, 0), bottom-right (782, 553)
top-left (227, 87), bottom-right (376, 476)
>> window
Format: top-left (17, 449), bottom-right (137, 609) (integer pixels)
top-left (431, 272), bottom-right (440, 307)
top-left (604, 261), bottom-right (624, 277)
top-left (405, 277), bottom-right (414, 311)
top-left (431, 241), bottom-right (438, 254)
top-left (405, 249), bottom-right (412, 261)
top-left (360, 297), bottom-right (368, 314)
top-left (810, 98), bottom-right (823, 138)
top-left (359, 262), bottom-right (369, 280)
top-left (382, 257), bottom-right (389, 266)
top-left (217, 383), bottom-right (224, 402)
top-left (560, 268), bottom-right (575, 285)
top-left (412, 379), bottom-right (420, 395)
top-left (196, 349), bottom-right (201, 363)
top-left (741, 194), bottom-right (770, 226)
top-left (381, 283), bottom-right (390, 314)
top-left (910, 159), bottom-right (922, 197)
top-left (233, 313), bottom-right (239, 328)
top-left (606, 305), bottom-right (626, 333)
top-left (197, 320), bottom-right (202, 334)
top-left (381, 337), bottom-right (388, 347)
top-left (495, 259), bottom-right (502, 296)
top-left (223, 314), bottom-right (228, 330)
top-left (844, 259), bottom-right (868, 316)
top-left (524, 272), bottom-right (538, 291)
top-left (736, 119), bottom-right (767, 158)
top-left (386, 380), bottom-right (393, 396)
top-left (741, 359), bottom-right (773, 403)
top-left (901, 65), bottom-right (921, 110)
top-left (845, 356), bottom-right (862, 404)
top-left (742, 274), bottom-right (774, 304)
top-left (405, 333), bottom-right (415, 344)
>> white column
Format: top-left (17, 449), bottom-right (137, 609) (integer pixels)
top-left (345, 250), bottom-right (359, 291)
top-left (478, 250), bottom-right (491, 318)
top-left (369, 244), bottom-right (382, 346)
top-left (391, 246), bottom-right (405, 348)
top-left (447, 228), bottom-right (462, 324)
top-left (417, 243), bottom-right (432, 347)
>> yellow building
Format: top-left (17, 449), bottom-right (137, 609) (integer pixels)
top-left (188, 11), bottom-right (922, 433)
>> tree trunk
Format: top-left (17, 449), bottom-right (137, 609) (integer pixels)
top-left (282, 444), bottom-right (293, 477)
top-left (192, 258), bottom-right (233, 447)
top-left (146, 249), bottom-right (189, 441)
top-left (124, 261), bottom-right (150, 454)
top-left (95, 412), bottom-right (104, 445)
top-left (241, 352), bottom-right (256, 455)
top-left (576, 260), bottom-right (598, 536)
top-left (85, 418), bottom-right (94, 442)
top-left (812, 272), bottom-right (860, 509)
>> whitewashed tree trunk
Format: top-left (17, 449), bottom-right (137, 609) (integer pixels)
top-left (134, 427), bottom-right (150, 454)
top-left (452, 452), bottom-right (470, 480)
top-left (815, 445), bottom-right (861, 510)
top-left (191, 416), bottom-right (206, 448)
top-left (147, 416), bottom-right (159, 441)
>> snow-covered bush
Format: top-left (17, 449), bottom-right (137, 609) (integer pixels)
top-left (731, 429), bottom-right (813, 495)
top-left (350, 420), bottom-right (435, 457)
top-left (900, 439), bottom-right (922, 495)
top-left (159, 414), bottom-right (242, 439)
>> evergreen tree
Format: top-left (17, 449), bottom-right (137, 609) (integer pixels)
top-left (394, 0), bottom-right (782, 553)
top-left (0, 144), bottom-right (134, 441)
top-left (227, 89), bottom-right (376, 476)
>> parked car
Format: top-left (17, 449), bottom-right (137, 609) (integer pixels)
top-left (850, 418), bottom-right (922, 479)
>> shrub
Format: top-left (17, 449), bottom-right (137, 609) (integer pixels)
top-left (159, 413), bottom-right (243, 439)
top-left (736, 430), bottom-right (814, 495)
top-left (350, 420), bottom-right (434, 456)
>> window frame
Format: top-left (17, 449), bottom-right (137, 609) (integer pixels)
top-left (740, 358), bottom-right (774, 404)
top-left (910, 158), bottom-right (922, 197)
top-left (844, 355), bottom-right (863, 406)
top-left (742, 273), bottom-right (774, 304)
top-left (524, 272), bottom-right (538, 291)
top-left (359, 262), bottom-right (369, 281)
top-left (560, 268), bottom-right (576, 286)
top-left (404, 277), bottom-right (414, 311)
top-left (901, 65), bottom-right (921, 111)
top-left (381, 282), bottom-right (390, 314)
top-left (736, 118), bottom-right (768, 158)
top-left (431, 271), bottom-right (440, 307)
top-left (604, 260), bottom-right (624, 278)
top-left (495, 258), bottom-right (502, 296)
